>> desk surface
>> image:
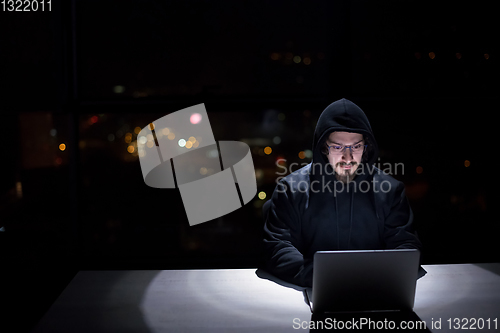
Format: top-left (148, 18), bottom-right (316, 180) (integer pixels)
top-left (32, 264), bottom-right (500, 333)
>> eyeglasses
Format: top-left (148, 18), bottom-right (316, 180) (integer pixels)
top-left (326, 142), bottom-right (366, 155)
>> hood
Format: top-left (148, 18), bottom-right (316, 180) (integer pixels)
top-left (312, 98), bottom-right (379, 172)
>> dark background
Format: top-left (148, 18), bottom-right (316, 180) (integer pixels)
top-left (0, 1), bottom-right (497, 331)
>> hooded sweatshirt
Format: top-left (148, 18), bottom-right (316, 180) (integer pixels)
top-left (263, 98), bottom-right (422, 287)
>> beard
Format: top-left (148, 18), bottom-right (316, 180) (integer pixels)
top-left (334, 162), bottom-right (358, 183)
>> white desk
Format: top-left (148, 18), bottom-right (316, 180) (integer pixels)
top-left (32, 264), bottom-right (500, 332)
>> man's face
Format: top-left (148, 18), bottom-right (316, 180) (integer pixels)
top-left (325, 131), bottom-right (365, 183)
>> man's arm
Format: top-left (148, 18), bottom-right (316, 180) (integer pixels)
top-left (381, 180), bottom-right (427, 278)
top-left (262, 181), bottom-right (313, 288)
top-left (383, 181), bottom-right (422, 250)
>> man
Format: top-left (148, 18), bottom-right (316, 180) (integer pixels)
top-left (263, 98), bottom-right (422, 287)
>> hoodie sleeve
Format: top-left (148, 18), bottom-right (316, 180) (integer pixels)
top-left (262, 180), bottom-right (313, 288)
top-left (383, 181), bottom-right (422, 250)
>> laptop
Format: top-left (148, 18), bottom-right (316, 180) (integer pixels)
top-left (307, 249), bottom-right (420, 313)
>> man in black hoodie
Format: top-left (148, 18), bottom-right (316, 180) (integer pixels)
top-left (263, 98), bottom-right (422, 287)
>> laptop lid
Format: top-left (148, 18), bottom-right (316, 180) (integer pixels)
top-left (311, 249), bottom-right (420, 313)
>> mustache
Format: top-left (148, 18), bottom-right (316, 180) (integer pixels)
top-left (336, 161), bottom-right (357, 167)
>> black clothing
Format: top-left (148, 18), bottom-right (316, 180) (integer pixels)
top-left (263, 98), bottom-right (422, 287)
